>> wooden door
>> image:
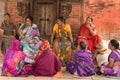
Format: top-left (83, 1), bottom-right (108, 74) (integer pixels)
top-left (34, 2), bottom-right (56, 41)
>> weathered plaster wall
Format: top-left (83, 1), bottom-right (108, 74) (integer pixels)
top-left (84, 0), bottom-right (120, 40)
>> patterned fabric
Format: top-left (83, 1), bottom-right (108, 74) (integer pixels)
top-left (100, 50), bottom-right (120, 76)
top-left (2, 40), bottom-right (26, 76)
top-left (53, 24), bottom-right (72, 66)
top-left (35, 40), bottom-right (50, 61)
top-left (21, 24), bottom-right (41, 63)
top-left (66, 49), bottom-right (95, 76)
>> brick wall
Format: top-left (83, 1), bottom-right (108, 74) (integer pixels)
top-left (6, 1), bottom-right (24, 26)
top-left (0, 1), bottom-right (5, 25)
top-left (66, 2), bottom-right (83, 36)
top-left (84, 0), bottom-right (120, 40)
top-left (66, 3), bottom-right (83, 36)
top-left (1, 0), bottom-right (120, 40)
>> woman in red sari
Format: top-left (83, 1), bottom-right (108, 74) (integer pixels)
top-left (77, 17), bottom-right (101, 52)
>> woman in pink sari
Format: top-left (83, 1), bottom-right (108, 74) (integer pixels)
top-left (30, 40), bottom-right (61, 76)
top-left (2, 40), bottom-right (26, 76)
top-left (77, 17), bottom-right (101, 52)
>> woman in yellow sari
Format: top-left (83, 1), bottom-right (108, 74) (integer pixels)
top-left (51, 17), bottom-right (73, 67)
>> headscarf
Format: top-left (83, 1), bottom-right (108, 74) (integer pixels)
top-left (7, 40), bottom-right (21, 54)
top-left (2, 40), bottom-right (25, 76)
top-left (35, 40), bottom-right (50, 61)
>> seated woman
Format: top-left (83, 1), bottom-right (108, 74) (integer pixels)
top-left (51, 17), bottom-right (73, 67)
top-left (66, 41), bottom-right (95, 76)
top-left (19, 16), bottom-right (41, 64)
top-left (95, 40), bottom-right (110, 68)
top-left (99, 39), bottom-right (120, 76)
top-left (2, 40), bottom-right (26, 76)
top-left (30, 40), bottom-right (61, 76)
top-left (77, 16), bottom-right (101, 52)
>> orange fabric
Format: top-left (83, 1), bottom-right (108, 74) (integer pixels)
top-left (77, 24), bottom-right (101, 52)
top-left (54, 70), bottom-right (62, 77)
top-left (53, 24), bottom-right (71, 37)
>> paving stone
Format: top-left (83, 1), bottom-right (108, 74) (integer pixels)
top-left (91, 75), bottom-right (118, 80)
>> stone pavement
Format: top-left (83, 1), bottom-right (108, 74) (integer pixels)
top-left (0, 73), bottom-right (119, 80)
top-left (0, 70), bottom-right (119, 80)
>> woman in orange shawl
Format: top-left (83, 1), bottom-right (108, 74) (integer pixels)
top-left (77, 17), bottom-right (101, 53)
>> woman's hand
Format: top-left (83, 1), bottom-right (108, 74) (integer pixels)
top-left (23, 38), bottom-right (29, 42)
top-left (9, 35), bottom-right (15, 39)
top-left (50, 44), bottom-right (53, 48)
top-left (86, 24), bottom-right (96, 35)
top-left (78, 36), bottom-right (86, 39)
top-left (71, 42), bottom-right (76, 49)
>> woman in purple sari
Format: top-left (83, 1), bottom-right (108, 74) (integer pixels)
top-left (30, 40), bottom-right (61, 76)
top-left (2, 40), bottom-right (26, 76)
top-left (66, 41), bottom-right (95, 76)
top-left (19, 16), bottom-right (40, 64)
top-left (100, 39), bottom-right (120, 76)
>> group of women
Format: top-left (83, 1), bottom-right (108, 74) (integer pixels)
top-left (0, 13), bottom-right (120, 77)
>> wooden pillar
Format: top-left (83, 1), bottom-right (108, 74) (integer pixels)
top-left (80, 0), bottom-right (85, 24)
top-left (4, 0), bottom-right (8, 13)
top-left (57, 0), bottom-right (60, 18)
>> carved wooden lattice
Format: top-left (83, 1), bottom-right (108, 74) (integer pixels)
top-left (17, 2), bottom-right (30, 17)
top-left (60, 3), bottom-right (72, 19)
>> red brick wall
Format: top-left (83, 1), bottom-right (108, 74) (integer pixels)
top-left (84, 0), bottom-right (120, 40)
top-left (66, 4), bottom-right (82, 36)
top-left (6, 1), bottom-right (24, 26)
top-left (4, 0), bottom-right (120, 40)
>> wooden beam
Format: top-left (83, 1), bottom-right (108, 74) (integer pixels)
top-left (81, 0), bottom-right (85, 24)
top-left (60, 0), bottom-right (82, 3)
top-left (57, 0), bottom-right (59, 18)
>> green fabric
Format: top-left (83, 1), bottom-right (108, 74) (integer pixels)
top-left (18, 23), bottom-right (26, 34)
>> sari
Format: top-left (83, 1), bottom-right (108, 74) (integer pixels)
top-left (30, 40), bottom-right (61, 76)
top-left (66, 49), bottom-right (95, 76)
top-left (100, 50), bottom-right (120, 76)
top-left (53, 24), bottom-right (72, 66)
top-left (77, 24), bottom-right (101, 52)
top-left (21, 24), bottom-right (40, 64)
top-left (2, 40), bottom-right (26, 76)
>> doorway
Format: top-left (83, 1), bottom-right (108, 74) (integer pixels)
top-left (34, 2), bottom-right (57, 41)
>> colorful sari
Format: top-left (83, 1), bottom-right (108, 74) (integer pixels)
top-left (66, 49), bottom-right (95, 76)
top-left (100, 50), bottom-right (120, 76)
top-left (77, 24), bottom-right (101, 52)
top-left (21, 24), bottom-right (41, 64)
top-left (30, 40), bottom-right (61, 76)
top-left (2, 40), bottom-right (26, 76)
top-left (53, 24), bottom-right (72, 66)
